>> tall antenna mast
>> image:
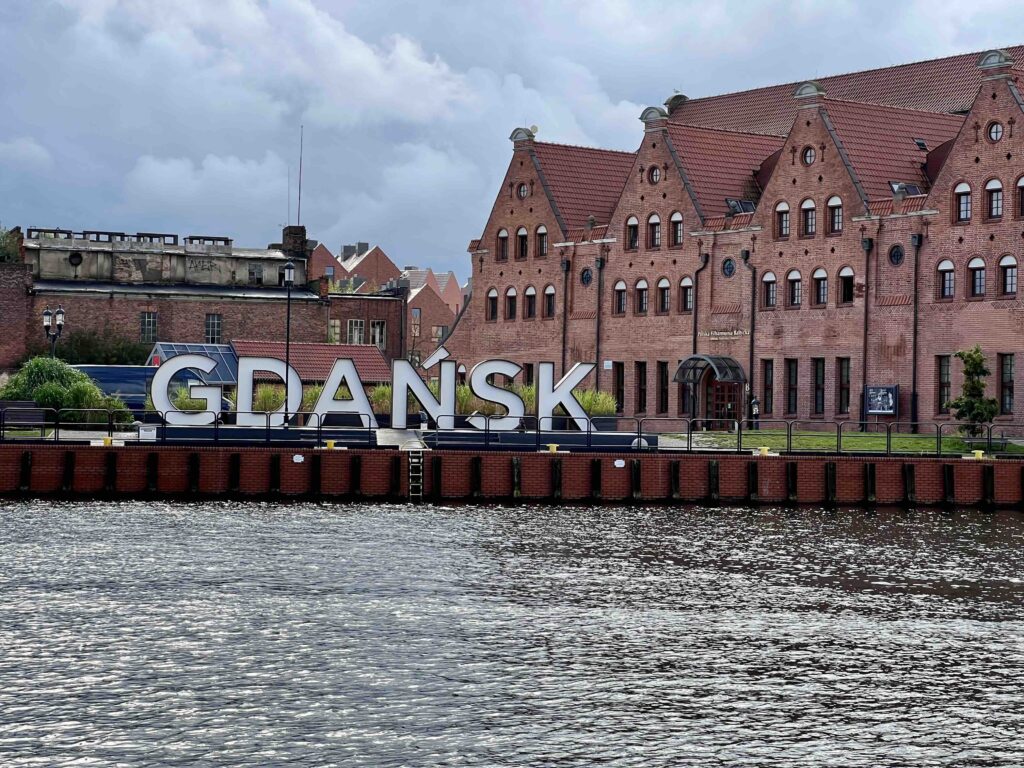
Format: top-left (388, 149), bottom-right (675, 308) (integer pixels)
top-left (287, 163), bottom-right (291, 226)
top-left (297, 124), bottom-right (304, 226)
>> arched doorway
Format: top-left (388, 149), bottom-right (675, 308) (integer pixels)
top-left (673, 355), bottom-right (747, 428)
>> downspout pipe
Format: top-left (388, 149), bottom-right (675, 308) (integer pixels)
top-left (560, 255), bottom-right (571, 377)
top-left (859, 235), bottom-right (874, 429)
top-left (691, 251), bottom-right (710, 417)
top-left (595, 250), bottom-right (606, 391)
top-left (741, 248), bottom-right (755, 425)
top-left (910, 232), bottom-right (924, 430)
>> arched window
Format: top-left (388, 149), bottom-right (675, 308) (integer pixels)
top-left (516, 227), bottom-right (528, 259)
top-left (954, 182), bottom-right (972, 222)
top-left (761, 271), bottom-right (777, 308)
top-left (505, 287), bottom-right (518, 319)
top-left (625, 216), bottom-right (639, 250)
top-left (838, 266), bottom-right (855, 304)
top-left (787, 269), bottom-right (802, 306)
top-left (648, 214), bottom-right (662, 248)
top-left (656, 277), bottom-right (671, 312)
top-left (486, 288), bottom-right (499, 320)
top-left (812, 267), bottom-right (828, 305)
top-left (543, 284), bottom-right (556, 318)
top-left (535, 225), bottom-right (548, 258)
top-left (670, 211), bottom-right (684, 247)
top-left (800, 199), bottom-right (816, 236)
top-left (1000, 255), bottom-right (1018, 295)
top-left (635, 278), bottom-right (649, 314)
top-left (775, 202), bottom-right (790, 238)
top-left (1017, 177), bottom-right (1024, 218)
top-left (613, 280), bottom-right (627, 315)
top-left (524, 285), bottom-right (537, 318)
top-left (986, 179), bottom-right (1004, 219)
top-left (827, 195), bottom-right (843, 234)
top-left (968, 257), bottom-right (986, 297)
top-left (679, 276), bottom-right (694, 312)
top-left (496, 229), bottom-right (508, 261)
top-left (937, 259), bottom-right (955, 298)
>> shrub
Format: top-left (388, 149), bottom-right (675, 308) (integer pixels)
top-left (369, 384), bottom-right (393, 414)
top-left (0, 357), bottom-right (90, 401)
top-left (949, 346), bottom-right (999, 437)
top-left (574, 388), bottom-right (617, 416)
top-left (171, 384), bottom-right (208, 412)
top-left (302, 383), bottom-right (352, 412)
top-left (16, 363), bottom-right (131, 424)
top-left (253, 383), bottom-right (285, 412)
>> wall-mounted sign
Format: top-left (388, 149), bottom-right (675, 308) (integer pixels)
top-left (603, 360), bottom-right (613, 370)
top-left (696, 329), bottom-right (750, 339)
top-left (866, 385), bottom-right (898, 416)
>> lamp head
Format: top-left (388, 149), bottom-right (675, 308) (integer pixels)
top-left (42, 307), bottom-right (52, 329)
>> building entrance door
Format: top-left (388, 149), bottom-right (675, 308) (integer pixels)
top-left (706, 381), bottom-right (741, 429)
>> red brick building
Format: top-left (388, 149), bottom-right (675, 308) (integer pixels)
top-left (446, 47), bottom-right (1024, 427)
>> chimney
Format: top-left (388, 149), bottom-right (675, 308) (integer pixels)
top-left (357, 241), bottom-right (369, 255)
top-left (281, 225), bottom-right (307, 262)
top-left (342, 244), bottom-right (356, 260)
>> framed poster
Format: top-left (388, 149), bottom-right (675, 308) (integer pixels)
top-left (866, 385), bottom-right (898, 416)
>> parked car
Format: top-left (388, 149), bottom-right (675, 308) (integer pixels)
top-left (73, 365), bottom-right (232, 420)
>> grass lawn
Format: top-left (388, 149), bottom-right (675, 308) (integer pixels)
top-left (674, 427), bottom-right (1024, 455)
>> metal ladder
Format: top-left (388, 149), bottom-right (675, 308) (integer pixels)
top-left (408, 450), bottom-right (424, 501)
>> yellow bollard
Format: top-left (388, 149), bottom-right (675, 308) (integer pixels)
top-left (758, 446), bottom-right (770, 456)
top-left (325, 440), bottom-right (336, 450)
top-left (102, 436), bottom-right (113, 447)
top-left (972, 449), bottom-right (985, 460)
top-left (547, 443), bottom-right (559, 453)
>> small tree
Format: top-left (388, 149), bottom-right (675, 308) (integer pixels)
top-left (0, 226), bottom-right (20, 263)
top-left (948, 345), bottom-right (998, 436)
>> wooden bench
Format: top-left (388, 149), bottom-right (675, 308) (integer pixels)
top-left (963, 435), bottom-right (1008, 452)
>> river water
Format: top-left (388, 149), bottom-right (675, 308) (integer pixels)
top-left (1, 501), bottom-right (1022, 767)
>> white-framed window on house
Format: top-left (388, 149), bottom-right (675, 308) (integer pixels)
top-left (204, 313), bottom-right (222, 344)
top-left (347, 319), bottom-right (364, 344)
top-left (968, 256), bottom-right (986, 297)
top-left (937, 259), bottom-right (955, 298)
top-left (986, 179), bottom-right (1004, 219)
top-left (370, 320), bottom-right (386, 351)
top-left (140, 311), bottom-right (158, 343)
top-left (800, 199), bottom-right (816, 236)
top-left (1001, 255), bottom-right (1018, 295)
top-left (954, 182), bottom-right (972, 222)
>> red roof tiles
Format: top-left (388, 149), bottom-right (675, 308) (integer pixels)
top-left (668, 45), bottom-right (1024, 136)
top-left (532, 142), bottom-right (636, 229)
top-left (231, 340), bottom-right (391, 384)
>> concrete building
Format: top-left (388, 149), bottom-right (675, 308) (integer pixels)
top-left (445, 47), bottom-right (1024, 426)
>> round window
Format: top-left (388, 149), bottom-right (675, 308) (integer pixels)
top-left (722, 258), bottom-right (736, 278)
top-left (517, 183), bottom-right (529, 199)
top-left (802, 146), bottom-right (816, 165)
top-left (580, 268), bottom-right (593, 286)
top-left (648, 166), bottom-right (661, 184)
top-left (988, 122), bottom-right (1004, 142)
top-left (68, 251), bottom-right (83, 267)
top-left (889, 244), bottom-right (905, 266)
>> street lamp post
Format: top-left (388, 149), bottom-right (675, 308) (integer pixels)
top-left (283, 261), bottom-right (295, 426)
top-left (42, 306), bottom-right (66, 358)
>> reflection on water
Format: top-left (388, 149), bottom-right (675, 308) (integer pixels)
top-left (1, 501), bottom-right (1023, 766)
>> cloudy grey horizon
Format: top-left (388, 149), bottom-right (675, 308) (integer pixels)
top-left (0, 0), bottom-right (1019, 281)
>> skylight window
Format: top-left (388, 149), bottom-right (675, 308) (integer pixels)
top-left (889, 181), bottom-right (923, 196)
top-left (913, 138), bottom-right (928, 151)
top-left (726, 198), bottom-right (756, 214)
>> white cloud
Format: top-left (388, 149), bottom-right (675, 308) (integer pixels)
top-left (0, 137), bottom-right (53, 170)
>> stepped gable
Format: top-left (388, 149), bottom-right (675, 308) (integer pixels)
top-left (821, 98), bottom-right (965, 201)
top-left (668, 45), bottom-right (1024, 135)
top-left (531, 141), bottom-right (636, 230)
top-left (665, 124), bottom-right (784, 218)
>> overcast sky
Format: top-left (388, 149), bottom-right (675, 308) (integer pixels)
top-left (1, 1), bottom-right (1020, 279)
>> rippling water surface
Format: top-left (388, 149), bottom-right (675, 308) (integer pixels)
top-left (1, 500), bottom-right (1023, 766)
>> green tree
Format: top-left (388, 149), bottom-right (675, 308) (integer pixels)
top-left (948, 345), bottom-right (999, 436)
top-left (0, 226), bottom-right (20, 263)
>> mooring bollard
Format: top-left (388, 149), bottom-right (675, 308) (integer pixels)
top-left (325, 439), bottom-right (336, 450)
top-left (547, 443), bottom-right (559, 453)
top-left (972, 449), bottom-right (984, 460)
top-left (758, 446), bottom-right (769, 457)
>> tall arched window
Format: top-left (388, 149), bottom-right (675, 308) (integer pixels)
top-left (968, 257), bottom-right (986, 297)
top-left (670, 211), bottom-right (684, 246)
top-left (812, 268), bottom-right (828, 305)
top-left (679, 276), bottom-right (693, 311)
top-left (613, 280), bottom-right (627, 315)
top-left (800, 199), bottom-right (816, 236)
top-left (827, 195), bottom-right (843, 234)
top-left (762, 271), bottom-right (777, 308)
top-left (505, 287), bottom-right (518, 319)
top-left (486, 288), bottom-right (499, 320)
top-left (656, 277), bottom-right (671, 312)
top-left (648, 214), bottom-right (661, 248)
top-left (954, 182), bottom-right (972, 222)
top-left (543, 284), bottom-right (556, 318)
top-left (838, 266), bottom-right (855, 304)
top-left (625, 216), bottom-right (639, 250)
top-left (535, 225), bottom-right (548, 258)
top-left (787, 270), bottom-right (802, 306)
top-left (496, 229), bottom-right (508, 261)
top-left (516, 227), bottom-right (528, 259)
top-left (937, 259), bottom-right (955, 298)
top-left (986, 179), bottom-right (1004, 219)
top-left (1000, 255), bottom-right (1018, 295)
top-left (635, 279), bottom-right (649, 314)
top-left (1017, 177), bottom-right (1024, 218)
top-left (775, 202), bottom-right (790, 238)
top-left (524, 285), bottom-right (537, 318)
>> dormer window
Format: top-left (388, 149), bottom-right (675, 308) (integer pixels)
top-left (775, 202), bottom-right (790, 239)
top-left (647, 214), bottom-right (661, 248)
top-left (670, 211), bottom-right (684, 246)
top-left (986, 179), bottom-right (1004, 219)
top-left (827, 196), bottom-right (843, 234)
top-left (954, 182), bottom-right (972, 222)
top-left (625, 216), bottom-right (639, 250)
top-left (800, 199), bottom-right (816, 237)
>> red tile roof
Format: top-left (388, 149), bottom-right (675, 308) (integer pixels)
top-left (666, 124), bottom-right (784, 218)
top-left (532, 142), bottom-right (636, 230)
top-left (230, 341), bottom-right (391, 384)
top-left (822, 99), bottom-right (964, 201)
top-left (668, 45), bottom-right (1024, 135)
